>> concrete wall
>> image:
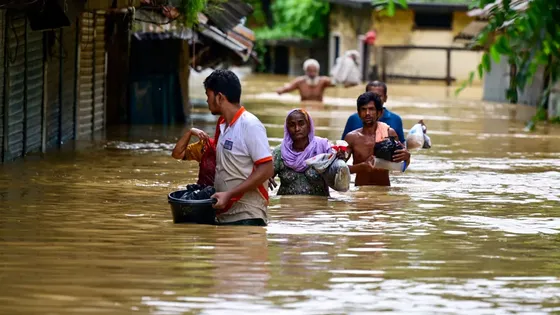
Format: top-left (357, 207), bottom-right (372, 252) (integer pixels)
top-left (328, 4), bottom-right (373, 72)
top-left (518, 66), bottom-right (546, 106)
top-left (548, 81), bottom-right (560, 119)
top-left (483, 58), bottom-right (510, 103)
top-left (482, 58), bottom-right (546, 107)
top-left (329, 7), bottom-right (483, 83)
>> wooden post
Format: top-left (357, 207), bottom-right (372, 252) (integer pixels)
top-left (446, 48), bottom-right (451, 86)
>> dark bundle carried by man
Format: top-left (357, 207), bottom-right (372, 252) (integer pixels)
top-left (180, 184), bottom-right (216, 200)
top-left (374, 136), bottom-right (404, 162)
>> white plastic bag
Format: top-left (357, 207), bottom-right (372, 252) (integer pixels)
top-left (373, 157), bottom-right (407, 172)
top-left (305, 145), bottom-right (350, 192)
top-left (406, 123), bottom-right (424, 150)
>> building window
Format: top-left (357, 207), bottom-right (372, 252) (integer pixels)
top-left (329, 33), bottom-right (341, 72)
top-left (414, 11), bottom-right (452, 30)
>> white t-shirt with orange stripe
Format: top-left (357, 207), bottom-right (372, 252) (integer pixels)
top-left (214, 107), bottom-right (272, 224)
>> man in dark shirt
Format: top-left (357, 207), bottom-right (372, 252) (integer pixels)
top-left (341, 81), bottom-right (405, 143)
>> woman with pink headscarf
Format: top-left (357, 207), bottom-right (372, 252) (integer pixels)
top-left (270, 109), bottom-right (333, 196)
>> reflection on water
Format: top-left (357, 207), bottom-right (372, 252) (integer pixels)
top-left (1, 73), bottom-right (560, 314)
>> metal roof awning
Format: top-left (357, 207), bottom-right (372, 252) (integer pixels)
top-left (204, 0), bottom-right (253, 31)
top-left (131, 7), bottom-right (256, 70)
top-left (197, 13), bottom-right (254, 63)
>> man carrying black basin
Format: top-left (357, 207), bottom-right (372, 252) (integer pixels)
top-left (204, 70), bottom-right (274, 226)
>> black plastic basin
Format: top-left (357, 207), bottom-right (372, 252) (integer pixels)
top-left (168, 190), bottom-right (216, 225)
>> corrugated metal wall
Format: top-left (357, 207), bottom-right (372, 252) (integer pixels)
top-left (0, 9), bottom-right (109, 163)
top-left (93, 12), bottom-right (106, 132)
top-left (25, 22), bottom-right (44, 153)
top-left (77, 11), bottom-right (106, 139)
top-left (61, 23), bottom-right (78, 144)
top-left (77, 12), bottom-right (94, 139)
top-left (46, 30), bottom-right (61, 149)
top-left (0, 10), bottom-right (5, 162)
top-left (5, 11), bottom-right (26, 161)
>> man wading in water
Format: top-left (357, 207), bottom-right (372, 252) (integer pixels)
top-left (276, 59), bottom-right (356, 102)
top-left (204, 70), bottom-right (274, 226)
top-left (344, 92), bottom-right (411, 186)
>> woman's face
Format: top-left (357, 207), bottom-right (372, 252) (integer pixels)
top-left (286, 111), bottom-right (309, 142)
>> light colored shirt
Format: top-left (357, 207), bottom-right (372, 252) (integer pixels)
top-left (215, 107), bottom-right (272, 223)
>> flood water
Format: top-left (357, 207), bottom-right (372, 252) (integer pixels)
top-left (1, 74), bottom-right (560, 314)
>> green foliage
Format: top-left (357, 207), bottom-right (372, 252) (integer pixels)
top-left (253, 40), bottom-right (267, 72)
top-left (254, 27), bottom-right (306, 41)
top-left (254, 0), bottom-right (330, 40)
top-left (178, 0), bottom-right (207, 27)
top-left (454, 0), bottom-right (560, 113)
top-left (373, 0), bottom-right (408, 16)
top-left (244, 0), bottom-right (266, 26)
top-left (176, 0), bottom-right (225, 27)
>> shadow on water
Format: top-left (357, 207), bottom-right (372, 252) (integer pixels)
top-left (1, 73), bottom-right (560, 314)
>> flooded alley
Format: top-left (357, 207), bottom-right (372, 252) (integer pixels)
top-left (1, 74), bottom-right (560, 315)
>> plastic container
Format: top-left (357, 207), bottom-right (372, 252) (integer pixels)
top-left (168, 190), bottom-right (216, 225)
top-left (373, 158), bottom-right (408, 172)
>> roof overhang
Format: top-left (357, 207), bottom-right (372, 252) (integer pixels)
top-left (327, 0), bottom-right (470, 11)
top-left (454, 0), bottom-right (530, 47)
top-left (131, 8), bottom-right (256, 70)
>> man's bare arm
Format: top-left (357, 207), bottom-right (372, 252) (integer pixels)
top-left (277, 78), bottom-right (301, 94)
top-left (324, 77), bottom-right (336, 88)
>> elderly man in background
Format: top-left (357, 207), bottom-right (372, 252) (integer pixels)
top-left (276, 58), bottom-right (357, 102)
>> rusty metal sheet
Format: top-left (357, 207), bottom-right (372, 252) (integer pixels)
top-left (5, 11), bottom-right (26, 161)
top-left (46, 29), bottom-right (61, 149)
top-left (0, 10), bottom-right (5, 162)
top-left (25, 24), bottom-right (44, 153)
top-left (61, 22), bottom-right (78, 144)
top-left (93, 12), bottom-right (106, 132)
top-left (77, 12), bottom-right (94, 139)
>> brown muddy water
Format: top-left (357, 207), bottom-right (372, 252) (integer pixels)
top-left (1, 74), bottom-right (560, 315)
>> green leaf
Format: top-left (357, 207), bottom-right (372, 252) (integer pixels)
top-left (454, 81), bottom-right (468, 96)
top-left (397, 0), bottom-right (408, 9)
top-left (494, 36), bottom-right (511, 55)
top-left (454, 72), bottom-right (475, 97)
top-left (490, 45), bottom-right (501, 63)
top-left (482, 53), bottom-right (491, 72)
top-left (478, 64), bottom-right (484, 80)
top-left (387, 0), bottom-right (396, 17)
